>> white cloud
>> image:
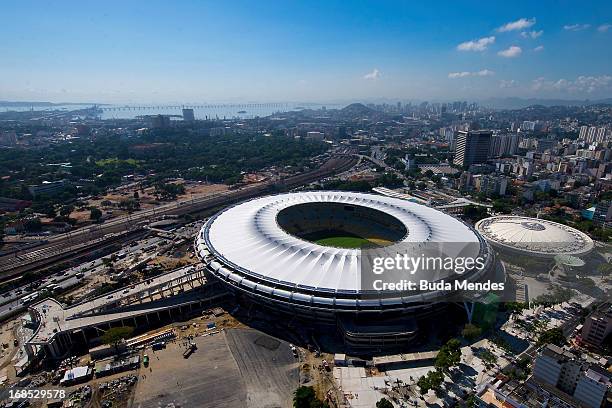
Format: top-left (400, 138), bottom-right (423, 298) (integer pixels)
top-left (363, 68), bottom-right (381, 80)
top-left (531, 77), bottom-right (547, 91)
top-left (448, 72), bottom-right (471, 79)
top-left (476, 69), bottom-right (495, 77)
top-left (533, 45), bottom-right (544, 52)
top-left (520, 30), bottom-right (543, 39)
top-left (531, 75), bottom-right (612, 93)
top-left (457, 36), bottom-right (495, 51)
top-left (498, 18), bottom-right (536, 32)
top-left (497, 45), bottom-right (522, 58)
top-left (499, 79), bottom-right (519, 88)
top-left (563, 23), bottom-right (591, 31)
top-left (598, 24), bottom-right (612, 33)
top-left (448, 69), bottom-right (494, 79)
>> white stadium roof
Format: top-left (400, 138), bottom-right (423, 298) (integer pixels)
top-left (197, 191), bottom-right (486, 293)
top-left (475, 216), bottom-right (594, 257)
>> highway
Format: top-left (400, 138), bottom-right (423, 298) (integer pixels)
top-left (0, 154), bottom-right (357, 280)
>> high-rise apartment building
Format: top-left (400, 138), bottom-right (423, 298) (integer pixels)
top-left (453, 130), bottom-right (491, 168)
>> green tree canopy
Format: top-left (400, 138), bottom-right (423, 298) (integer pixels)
top-left (537, 327), bottom-right (565, 347)
top-left (89, 207), bottom-right (102, 222)
top-left (462, 324), bottom-right (482, 342)
top-left (293, 386), bottom-right (329, 408)
top-left (417, 369), bottom-right (444, 394)
top-left (376, 398), bottom-right (393, 408)
top-left (435, 338), bottom-right (462, 372)
top-left (101, 326), bottom-right (134, 351)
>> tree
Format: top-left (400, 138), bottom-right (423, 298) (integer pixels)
top-left (537, 327), bottom-right (565, 347)
top-left (59, 205), bottom-right (74, 217)
top-left (23, 217), bottom-right (42, 232)
top-left (435, 338), bottom-right (462, 372)
top-left (462, 324), bottom-right (482, 342)
top-left (154, 182), bottom-right (186, 200)
top-left (100, 326), bottom-right (134, 353)
top-left (466, 394), bottom-right (478, 408)
top-left (464, 205), bottom-right (488, 221)
top-left (598, 263), bottom-right (612, 278)
top-left (376, 398), bottom-right (393, 408)
top-left (417, 369), bottom-right (444, 394)
top-left (89, 207), bottom-right (102, 222)
top-left (293, 386), bottom-right (329, 408)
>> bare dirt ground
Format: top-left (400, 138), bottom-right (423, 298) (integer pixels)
top-left (131, 332), bottom-right (246, 408)
top-left (0, 320), bottom-right (19, 382)
top-left (131, 327), bottom-right (298, 408)
top-left (68, 182), bottom-right (228, 227)
top-left (225, 328), bottom-right (300, 408)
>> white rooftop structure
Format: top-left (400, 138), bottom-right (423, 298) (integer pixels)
top-left (475, 216), bottom-right (594, 258)
top-left (196, 191), bottom-right (495, 314)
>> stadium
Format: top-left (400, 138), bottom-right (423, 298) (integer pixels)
top-left (195, 191), bottom-right (499, 349)
top-left (475, 216), bottom-right (594, 259)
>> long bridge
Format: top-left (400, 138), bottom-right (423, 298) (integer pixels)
top-left (97, 103), bottom-right (291, 112)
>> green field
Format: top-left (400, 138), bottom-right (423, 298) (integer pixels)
top-left (314, 236), bottom-right (371, 249)
top-left (298, 229), bottom-right (392, 249)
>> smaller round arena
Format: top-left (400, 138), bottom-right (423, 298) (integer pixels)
top-left (475, 216), bottom-right (594, 259)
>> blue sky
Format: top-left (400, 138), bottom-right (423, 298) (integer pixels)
top-left (1, 0), bottom-right (611, 103)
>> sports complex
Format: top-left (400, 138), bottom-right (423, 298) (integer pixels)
top-left (195, 191), bottom-right (501, 349)
top-left (475, 216), bottom-right (594, 259)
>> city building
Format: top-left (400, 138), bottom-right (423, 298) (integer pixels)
top-left (27, 180), bottom-right (69, 198)
top-left (182, 108), bottom-right (195, 122)
top-left (473, 174), bottom-right (508, 197)
top-left (593, 200), bottom-right (612, 228)
top-left (580, 303), bottom-right (612, 349)
top-left (532, 344), bottom-right (611, 408)
top-left (148, 114), bottom-right (171, 128)
top-left (536, 138), bottom-right (556, 153)
top-left (306, 131), bottom-right (325, 140)
top-left (521, 121), bottom-right (537, 132)
top-left (573, 367), bottom-right (611, 408)
top-left (489, 133), bottom-right (519, 157)
top-left (209, 127), bottom-right (232, 137)
top-left (0, 197), bottom-right (32, 212)
top-left (0, 130), bottom-right (17, 146)
top-left (533, 344), bottom-right (582, 395)
top-left (453, 130), bottom-right (492, 168)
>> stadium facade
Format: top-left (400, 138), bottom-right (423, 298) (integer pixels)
top-left (195, 191), bottom-right (499, 350)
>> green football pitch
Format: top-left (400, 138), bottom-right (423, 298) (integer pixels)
top-left (314, 236), bottom-right (371, 249)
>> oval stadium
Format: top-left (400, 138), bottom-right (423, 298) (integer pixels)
top-left (475, 216), bottom-right (594, 259)
top-left (195, 191), bottom-right (498, 350)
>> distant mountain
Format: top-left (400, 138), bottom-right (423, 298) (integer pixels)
top-left (481, 97), bottom-right (612, 110)
top-left (340, 103), bottom-right (376, 116)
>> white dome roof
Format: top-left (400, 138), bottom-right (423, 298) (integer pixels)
top-left (475, 216), bottom-right (594, 257)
